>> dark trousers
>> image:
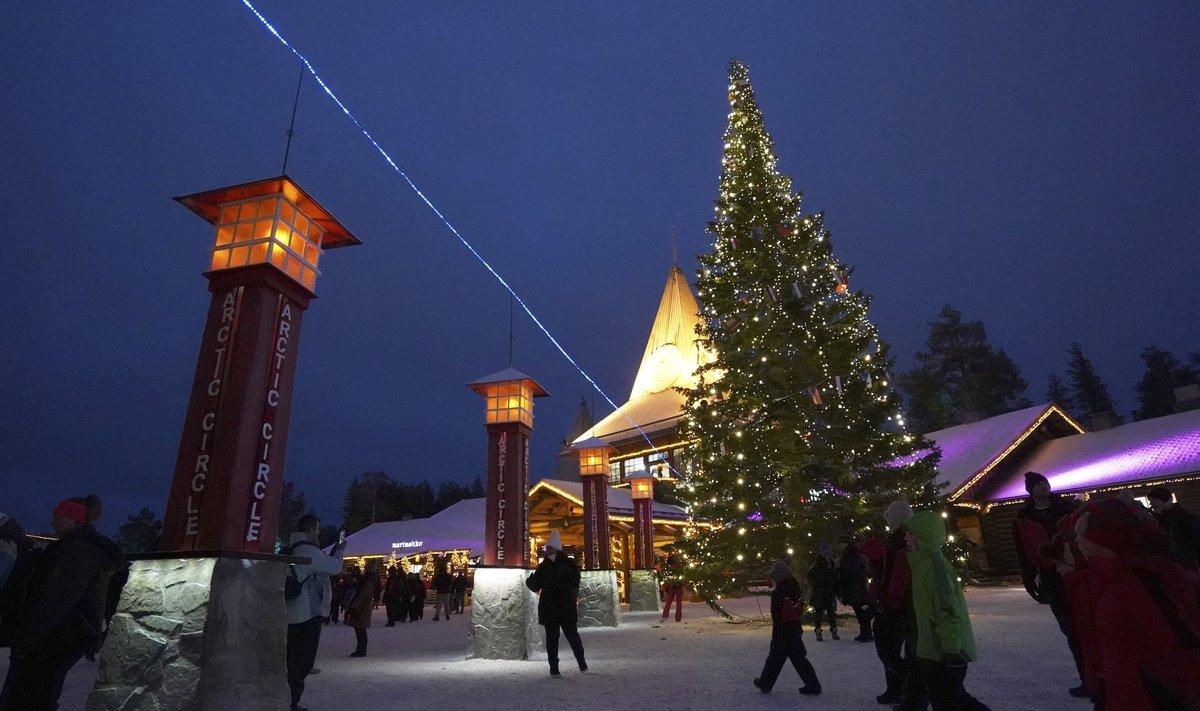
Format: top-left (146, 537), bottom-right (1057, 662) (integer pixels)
top-left (874, 609), bottom-right (906, 697)
top-left (850, 603), bottom-right (872, 636)
top-left (354, 627), bottom-right (368, 655)
top-left (0, 633), bottom-right (87, 711)
top-left (917, 659), bottom-right (991, 711)
top-left (757, 625), bottom-right (820, 692)
top-left (811, 602), bottom-right (837, 633)
top-left (286, 616), bottom-right (323, 708)
top-left (408, 599), bottom-right (423, 622)
top-left (544, 622), bottom-right (585, 672)
top-left (1040, 569), bottom-right (1085, 685)
top-left (385, 596), bottom-right (403, 624)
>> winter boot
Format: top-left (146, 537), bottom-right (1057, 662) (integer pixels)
top-left (550, 666), bottom-right (561, 678)
top-left (799, 684), bottom-right (822, 696)
top-left (831, 627), bottom-right (839, 640)
top-left (815, 628), bottom-right (823, 642)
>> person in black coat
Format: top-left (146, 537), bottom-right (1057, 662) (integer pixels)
top-left (525, 531), bottom-right (586, 677)
top-left (0, 495), bottom-right (126, 711)
top-left (807, 543), bottom-right (839, 641)
top-left (1011, 471), bottom-right (1086, 697)
top-left (838, 541), bottom-right (872, 642)
top-left (1148, 486), bottom-right (1200, 571)
top-left (753, 560), bottom-right (821, 696)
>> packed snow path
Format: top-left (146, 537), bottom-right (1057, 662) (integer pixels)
top-left (23, 586), bottom-right (1082, 710)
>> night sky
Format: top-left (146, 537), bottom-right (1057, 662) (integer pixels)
top-left (2, 3), bottom-right (1197, 536)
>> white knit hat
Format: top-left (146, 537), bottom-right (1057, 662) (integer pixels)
top-left (884, 500), bottom-right (914, 531)
top-left (545, 530), bottom-right (563, 551)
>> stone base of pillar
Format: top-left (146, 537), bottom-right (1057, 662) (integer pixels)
top-left (577, 570), bottom-right (619, 627)
top-left (87, 553), bottom-right (291, 711)
top-left (627, 569), bottom-right (661, 612)
top-left (466, 567), bottom-right (544, 660)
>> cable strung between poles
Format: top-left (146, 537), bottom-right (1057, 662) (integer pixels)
top-left (238, 0), bottom-right (683, 477)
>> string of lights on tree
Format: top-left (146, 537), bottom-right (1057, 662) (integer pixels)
top-left (675, 60), bottom-right (946, 611)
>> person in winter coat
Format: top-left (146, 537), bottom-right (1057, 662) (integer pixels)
top-left (383, 567), bottom-right (405, 626)
top-left (806, 543), bottom-right (839, 641)
top-left (659, 550), bottom-right (686, 622)
top-left (1147, 486), bottom-right (1200, 571)
top-left (0, 495), bottom-right (126, 711)
top-left (1075, 496), bottom-right (1200, 711)
top-left (906, 511), bottom-right (990, 711)
top-left (431, 563), bottom-right (453, 621)
top-left (868, 500), bottom-right (920, 706)
top-left (406, 572), bottom-right (426, 622)
top-left (0, 513), bottom-right (30, 648)
top-left (1011, 471), bottom-right (1086, 698)
top-left (753, 560), bottom-right (822, 696)
top-left (451, 572), bottom-right (467, 614)
top-left (347, 561), bottom-right (380, 657)
top-left (838, 540), bottom-right (872, 641)
top-left (525, 531), bottom-right (586, 677)
top-left (283, 514), bottom-right (345, 711)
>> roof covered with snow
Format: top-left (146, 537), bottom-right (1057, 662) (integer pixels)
top-left (336, 497), bottom-right (488, 558)
top-left (986, 408), bottom-right (1200, 500)
top-left (921, 404), bottom-right (1084, 499)
top-left (530, 478), bottom-right (690, 521)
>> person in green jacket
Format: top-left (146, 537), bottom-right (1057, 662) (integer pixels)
top-left (905, 511), bottom-right (990, 711)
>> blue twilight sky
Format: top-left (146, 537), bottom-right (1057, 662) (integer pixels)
top-left (2, 3), bottom-right (1197, 535)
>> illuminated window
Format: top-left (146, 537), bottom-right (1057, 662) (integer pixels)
top-left (208, 195), bottom-right (325, 292)
top-left (483, 381), bottom-right (534, 427)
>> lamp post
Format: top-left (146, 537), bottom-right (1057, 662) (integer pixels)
top-left (467, 368), bottom-right (549, 567)
top-left (627, 470), bottom-right (655, 570)
top-left (573, 436), bottom-right (613, 570)
top-left (91, 176), bottom-right (359, 710)
top-left (161, 176), bottom-right (360, 552)
top-left (466, 368), bottom-right (550, 660)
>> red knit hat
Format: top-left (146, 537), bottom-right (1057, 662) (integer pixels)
top-left (53, 499), bottom-right (89, 524)
top-left (1079, 498), bottom-right (1152, 555)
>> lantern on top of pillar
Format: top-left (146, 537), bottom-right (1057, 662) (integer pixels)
top-left (626, 469), bottom-right (655, 570)
top-left (573, 436), bottom-right (614, 570)
top-left (161, 175), bottom-right (361, 553)
top-left (467, 367), bottom-right (549, 567)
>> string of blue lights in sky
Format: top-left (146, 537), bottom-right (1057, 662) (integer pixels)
top-left (239, 0), bottom-right (682, 476)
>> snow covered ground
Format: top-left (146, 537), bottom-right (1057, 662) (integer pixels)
top-left (22, 585), bottom-right (1086, 710)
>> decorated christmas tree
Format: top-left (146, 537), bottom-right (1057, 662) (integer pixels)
top-left (677, 60), bottom-right (942, 607)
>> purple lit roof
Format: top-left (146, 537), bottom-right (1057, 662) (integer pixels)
top-left (922, 404), bottom-right (1073, 496)
top-left (988, 408), bottom-right (1200, 500)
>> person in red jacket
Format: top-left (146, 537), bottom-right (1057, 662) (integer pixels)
top-left (1011, 471), bottom-right (1086, 698)
top-left (1076, 496), bottom-right (1200, 711)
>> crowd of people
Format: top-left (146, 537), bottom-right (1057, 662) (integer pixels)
top-left (2, 476), bottom-right (1196, 710)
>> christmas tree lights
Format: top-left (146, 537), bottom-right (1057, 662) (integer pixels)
top-left (677, 60), bottom-right (942, 609)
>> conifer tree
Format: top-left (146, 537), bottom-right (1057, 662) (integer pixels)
top-left (1066, 342), bottom-right (1121, 425)
top-left (677, 60), bottom-right (941, 605)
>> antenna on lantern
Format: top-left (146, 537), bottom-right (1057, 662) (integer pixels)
top-left (280, 60), bottom-right (305, 175)
top-left (670, 226), bottom-right (679, 266)
top-left (508, 296), bottom-right (515, 367)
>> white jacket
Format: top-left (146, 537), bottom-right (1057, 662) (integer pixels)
top-left (284, 532), bottom-right (344, 624)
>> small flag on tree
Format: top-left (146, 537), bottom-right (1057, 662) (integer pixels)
top-left (834, 376), bottom-right (843, 396)
top-left (835, 273), bottom-right (849, 294)
top-left (808, 386), bottom-right (823, 405)
top-left (776, 223), bottom-right (794, 237)
top-left (765, 285), bottom-right (778, 303)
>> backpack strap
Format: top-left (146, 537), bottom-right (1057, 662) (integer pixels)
top-left (1132, 567), bottom-right (1199, 651)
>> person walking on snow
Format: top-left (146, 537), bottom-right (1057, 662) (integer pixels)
top-left (347, 560), bottom-right (379, 657)
top-left (753, 560), bottom-right (822, 696)
top-left (525, 530), bottom-right (586, 677)
top-left (284, 514), bottom-right (345, 711)
top-left (807, 543), bottom-right (839, 641)
top-left (660, 549), bottom-right (686, 622)
top-left (431, 562), bottom-right (453, 621)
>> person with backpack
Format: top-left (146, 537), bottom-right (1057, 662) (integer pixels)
top-left (753, 560), bottom-right (822, 696)
top-left (1075, 496), bottom-right (1200, 711)
top-left (284, 514), bottom-right (345, 711)
top-left (0, 495), bottom-right (126, 711)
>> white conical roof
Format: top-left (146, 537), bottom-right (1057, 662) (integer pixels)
top-left (628, 266), bottom-right (713, 400)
